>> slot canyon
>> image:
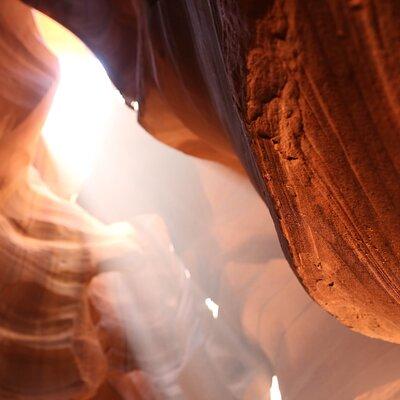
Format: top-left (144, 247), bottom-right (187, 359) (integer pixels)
top-left (0, 0), bottom-right (399, 399)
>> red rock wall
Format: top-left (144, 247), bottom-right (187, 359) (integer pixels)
top-left (20, 0), bottom-right (400, 342)
top-left (245, 0), bottom-right (400, 342)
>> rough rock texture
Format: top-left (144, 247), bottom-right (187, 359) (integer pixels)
top-left (244, 0), bottom-right (400, 342)
top-left (82, 71), bottom-right (400, 400)
top-left (24, 0), bottom-right (400, 343)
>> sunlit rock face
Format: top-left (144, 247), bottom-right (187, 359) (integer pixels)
top-left (24, 0), bottom-right (400, 342)
top-left (0, 3), bottom-right (101, 397)
top-left (0, 4), bottom-right (272, 399)
top-left (3, 1), bottom-right (400, 399)
top-left (0, 2), bottom-right (180, 398)
top-left (0, 6), bottom-right (134, 398)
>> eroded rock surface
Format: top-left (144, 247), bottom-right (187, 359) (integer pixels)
top-left (0, 3), bottom-right (163, 397)
top-left (245, 0), bottom-right (400, 342)
top-left (0, 3), bottom-right (398, 400)
top-left (23, 0), bottom-right (400, 342)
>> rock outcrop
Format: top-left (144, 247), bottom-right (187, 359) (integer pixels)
top-left (23, 0), bottom-right (400, 343)
top-left (245, 0), bottom-right (400, 341)
top-left (1, 0), bottom-right (400, 398)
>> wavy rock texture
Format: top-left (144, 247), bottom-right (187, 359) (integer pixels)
top-left (2, 0), bottom-right (400, 398)
top-left (24, 0), bottom-right (400, 342)
top-left (1, 6), bottom-right (269, 399)
top-left (0, 3), bottom-right (106, 397)
top-left (0, 2), bottom-right (178, 398)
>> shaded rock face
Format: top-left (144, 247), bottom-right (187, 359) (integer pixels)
top-left (25, 0), bottom-right (251, 170)
top-left (244, 0), bottom-right (400, 341)
top-left (23, 0), bottom-right (400, 342)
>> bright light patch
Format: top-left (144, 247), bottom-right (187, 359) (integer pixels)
top-left (41, 54), bottom-right (118, 185)
top-left (35, 11), bottom-right (124, 195)
top-left (70, 193), bottom-right (79, 204)
top-left (107, 222), bottom-right (135, 237)
top-left (270, 375), bottom-right (282, 400)
top-left (205, 297), bottom-right (219, 319)
top-left (131, 100), bottom-right (139, 112)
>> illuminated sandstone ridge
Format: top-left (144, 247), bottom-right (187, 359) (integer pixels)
top-left (0, 3), bottom-right (172, 398)
top-left (0, 3), bottom-right (103, 397)
top-left (1, 6), bottom-right (126, 398)
top-left (24, 0), bottom-right (400, 342)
